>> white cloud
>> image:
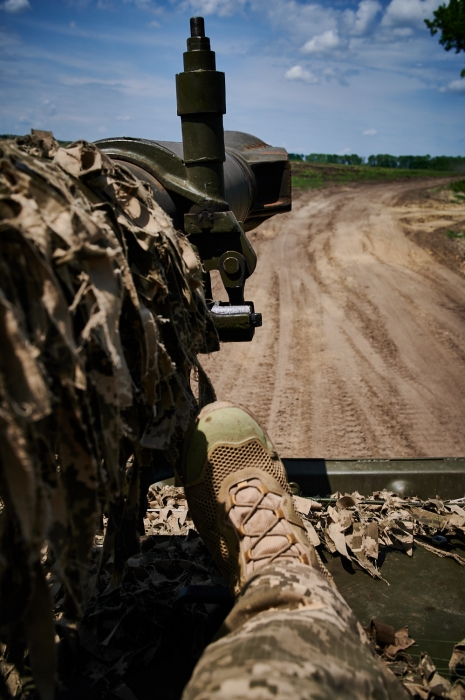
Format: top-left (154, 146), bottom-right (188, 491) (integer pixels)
top-left (61, 76), bottom-right (124, 86)
top-left (302, 29), bottom-right (341, 54)
top-left (123, 0), bottom-right (161, 10)
top-left (392, 27), bottom-right (413, 36)
top-left (340, 147), bottom-right (351, 154)
top-left (183, 0), bottom-right (247, 17)
top-left (363, 128), bottom-right (377, 135)
top-left (58, 72), bottom-right (173, 98)
top-left (285, 65), bottom-right (318, 83)
top-left (350, 0), bottom-right (382, 36)
top-left (381, 0), bottom-right (443, 29)
top-left (42, 98), bottom-right (57, 114)
top-left (449, 80), bottom-right (465, 93)
top-left (443, 79), bottom-right (465, 94)
top-left (0, 0), bottom-right (30, 12)
top-left (322, 65), bottom-right (357, 87)
top-left (0, 28), bottom-right (20, 46)
top-left (128, 0), bottom-right (150, 5)
top-left (248, 0), bottom-right (336, 41)
top-left (65, 0), bottom-right (92, 7)
top-left (67, 0), bottom-right (163, 10)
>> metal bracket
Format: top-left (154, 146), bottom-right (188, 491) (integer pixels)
top-left (184, 207), bottom-right (261, 341)
top-left (209, 301), bottom-right (262, 342)
top-left (218, 251), bottom-right (245, 305)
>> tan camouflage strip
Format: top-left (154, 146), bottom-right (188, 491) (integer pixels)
top-left (0, 132), bottom-right (217, 698)
top-left (293, 490), bottom-right (465, 581)
top-left (182, 560), bottom-right (410, 700)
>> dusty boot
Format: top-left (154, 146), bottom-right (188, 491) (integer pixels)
top-left (180, 401), bottom-right (328, 596)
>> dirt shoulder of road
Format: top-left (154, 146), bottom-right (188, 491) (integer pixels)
top-left (393, 180), bottom-right (465, 277)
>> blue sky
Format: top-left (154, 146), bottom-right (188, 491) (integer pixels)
top-left (0, 0), bottom-right (463, 156)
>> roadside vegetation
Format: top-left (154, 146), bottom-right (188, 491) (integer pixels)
top-left (450, 179), bottom-right (465, 198)
top-left (447, 179), bottom-right (465, 239)
top-left (290, 152), bottom-right (465, 170)
top-left (291, 160), bottom-right (461, 191)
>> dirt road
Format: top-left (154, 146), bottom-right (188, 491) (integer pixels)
top-left (202, 178), bottom-right (465, 458)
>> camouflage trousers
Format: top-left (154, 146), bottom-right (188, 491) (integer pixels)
top-left (182, 560), bottom-right (408, 700)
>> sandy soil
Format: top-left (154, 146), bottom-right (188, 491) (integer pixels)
top-left (202, 178), bottom-right (465, 458)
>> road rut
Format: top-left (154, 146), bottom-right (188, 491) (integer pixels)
top-left (202, 179), bottom-right (465, 458)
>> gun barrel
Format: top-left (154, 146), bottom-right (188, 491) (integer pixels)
top-left (95, 133), bottom-right (290, 232)
top-left (95, 16), bottom-right (291, 343)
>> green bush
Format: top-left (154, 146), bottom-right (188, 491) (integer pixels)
top-left (450, 179), bottom-right (465, 193)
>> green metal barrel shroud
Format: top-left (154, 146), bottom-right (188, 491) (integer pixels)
top-left (176, 16), bottom-right (227, 207)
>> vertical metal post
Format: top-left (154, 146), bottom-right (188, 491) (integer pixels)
top-left (175, 17), bottom-right (227, 209)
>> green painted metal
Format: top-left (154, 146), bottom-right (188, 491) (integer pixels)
top-left (284, 459), bottom-right (465, 671)
top-left (283, 457), bottom-right (465, 499)
top-left (94, 134), bottom-right (290, 231)
top-left (324, 541), bottom-right (465, 672)
top-left (175, 16), bottom-right (226, 207)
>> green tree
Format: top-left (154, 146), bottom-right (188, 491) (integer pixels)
top-left (398, 155), bottom-right (413, 169)
top-left (409, 154), bottom-right (432, 169)
top-left (425, 0), bottom-right (465, 78)
top-left (374, 154), bottom-right (398, 168)
top-left (345, 154), bottom-right (364, 165)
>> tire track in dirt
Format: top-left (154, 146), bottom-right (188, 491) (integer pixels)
top-left (202, 179), bottom-right (465, 458)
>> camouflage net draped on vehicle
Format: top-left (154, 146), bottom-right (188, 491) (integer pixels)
top-left (0, 133), bottom-right (218, 699)
top-left (38, 484), bottom-right (463, 700)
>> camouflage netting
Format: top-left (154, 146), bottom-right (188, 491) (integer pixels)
top-left (32, 485), bottom-right (463, 700)
top-left (0, 132), bottom-right (218, 699)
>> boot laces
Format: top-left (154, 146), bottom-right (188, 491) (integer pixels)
top-left (227, 478), bottom-right (310, 570)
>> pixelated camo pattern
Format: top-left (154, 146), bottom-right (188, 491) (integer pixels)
top-left (182, 560), bottom-right (410, 700)
top-left (0, 132), bottom-right (218, 700)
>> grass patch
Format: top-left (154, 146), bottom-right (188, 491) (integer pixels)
top-left (446, 229), bottom-right (465, 239)
top-left (450, 179), bottom-right (465, 194)
top-left (450, 180), bottom-right (465, 202)
top-left (291, 161), bottom-right (458, 191)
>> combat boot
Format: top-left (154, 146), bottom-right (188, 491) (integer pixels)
top-left (180, 401), bottom-right (327, 596)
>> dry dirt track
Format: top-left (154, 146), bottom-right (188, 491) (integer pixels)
top-left (202, 178), bottom-right (465, 458)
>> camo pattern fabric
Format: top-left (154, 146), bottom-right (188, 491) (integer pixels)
top-left (0, 132), bottom-right (217, 700)
top-left (182, 560), bottom-right (410, 700)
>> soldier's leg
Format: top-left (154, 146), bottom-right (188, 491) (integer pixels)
top-left (179, 402), bottom-right (409, 700)
top-left (182, 560), bottom-right (406, 700)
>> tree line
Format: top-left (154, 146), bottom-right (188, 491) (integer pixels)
top-left (288, 153), bottom-right (465, 171)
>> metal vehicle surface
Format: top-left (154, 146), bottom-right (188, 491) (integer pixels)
top-left (283, 458), bottom-right (465, 670)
